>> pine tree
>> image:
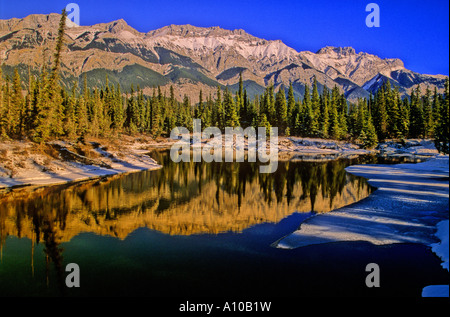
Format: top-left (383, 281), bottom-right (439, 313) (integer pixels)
top-left (373, 84), bottom-right (388, 140)
top-left (399, 96), bottom-right (410, 138)
top-left (76, 77), bottom-right (90, 138)
top-left (328, 85), bottom-right (340, 139)
top-left (354, 98), bottom-right (368, 137)
top-left (11, 68), bottom-right (24, 137)
top-left (31, 67), bottom-right (51, 143)
top-left (237, 71), bottom-right (244, 115)
top-left (385, 82), bottom-right (402, 138)
top-left (0, 67), bottom-right (5, 138)
top-left (432, 87), bottom-right (441, 133)
top-left (319, 85), bottom-right (330, 137)
top-left (422, 86), bottom-right (433, 138)
top-left (1, 77), bottom-right (12, 138)
top-left (23, 66), bottom-right (35, 135)
top-left (337, 93), bottom-right (348, 139)
top-left (311, 77), bottom-right (320, 134)
top-left (434, 78), bottom-right (449, 153)
top-left (409, 85), bottom-right (425, 138)
top-left (151, 95), bottom-right (162, 139)
top-left (215, 86), bottom-right (224, 130)
top-left (223, 88), bottom-right (239, 128)
top-left (258, 112), bottom-right (271, 136)
top-left (301, 83), bottom-right (313, 135)
top-left (360, 112), bottom-right (378, 149)
top-left (110, 83), bottom-right (124, 133)
top-left (48, 9), bottom-right (67, 138)
top-left (64, 81), bottom-right (78, 139)
top-left (275, 85), bottom-right (287, 134)
top-left (287, 82), bottom-right (295, 128)
top-left (266, 83), bottom-right (276, 126)
top-left (241, 88), bottom-right (249, 126)
top-left (164, 85), bottom-right (177, 133)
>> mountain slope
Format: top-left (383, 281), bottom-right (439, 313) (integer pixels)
top-left (0, 13), bottom-right (447, 102)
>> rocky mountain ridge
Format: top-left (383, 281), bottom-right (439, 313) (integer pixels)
top-left (0, 13), bottom-right (447, 101)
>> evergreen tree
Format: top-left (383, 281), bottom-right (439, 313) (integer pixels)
top-left (0, 67), bottom-right (5, 138)
top-left (48, 9), bottom-right (67, 138)
top-left (337, 93), bottom-right (348, 139)
top-left (434, 78), bottom-right (449, 153)
top-left (432, 86), bottom-right (441, 132)
top-left (164, 85), bottom-right (177, 133)
top-left (1, 77), bottom-right (12, 138)
top-left (409, 85), bottom-right (425, 138)
top-left (399, 96), bottom-right (410, 137)
top-left (422, 86), bottom-right (433, 137)
top-left (319, 85), bottom-right (330, 137)
top-left (311, 77), bottom-right (320, 134)
top-left (328, 85), bottom-right (340, 139)
top-left (237, 71), bottom-right (244, 115)
top-left (266, 83), bottom-right (276, 125)
top-left (385, 82), bottom-right (402, 138)
top-left (301, 83), bottom-right (313, 135)
top-left (76, 77), bottom-right (90, 138)
top-left (287, 82), bottom-right (295, 128)
top-left (110, 83), bottom-right (124, 132)
top-left (151, 94), bottom-right (162, 138)
top-left (360, 112), bottom-right (378, 149)
top-left (258, 112), bottom-right (271, 136)
top-left (31, 68), bottom-right (52, 143)
top-left (373, 84), bottom-right (388, 140)
top-left (223, 88), bottom-right (239, 128)
top-left (215, 86), bottom-right (224, 130)
top-left (11, 68), bottom-right (24, 137)
top-left (64, 82), bottom-right (78, 139)
top-left (274, 85), bottom-right (287, 134)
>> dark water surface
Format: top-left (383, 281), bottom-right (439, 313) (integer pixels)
top-left (0, 152), bottom-right (447, 297)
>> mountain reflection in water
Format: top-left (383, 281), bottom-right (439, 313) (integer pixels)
top-left (0, 152), bottom-right (433, 296)
top-left (0, 151), bottom-right (376, 247)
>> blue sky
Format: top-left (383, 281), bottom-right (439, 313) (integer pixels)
top-left (1, 0), bottom-right (448, 75)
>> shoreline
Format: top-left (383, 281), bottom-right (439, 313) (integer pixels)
top-left (0, 136), bottom-right (166, 191)
top-left (1, 135), bottom-right (447, 296)
top-left (0, 136), bottom-right (440, 191)
top-left (275, 154), bottom-right (449, 248)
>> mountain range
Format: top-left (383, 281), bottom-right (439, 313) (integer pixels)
top-left (0, 13), bottom-right (447, 102)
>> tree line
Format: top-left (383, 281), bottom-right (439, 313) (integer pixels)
top-left (0, 11), bottom-right (448, 153)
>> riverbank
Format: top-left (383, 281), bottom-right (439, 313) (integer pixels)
top-left (0, 136), bottom-right (440, 190)
top-left (0, 135), bottom-right (167, 190)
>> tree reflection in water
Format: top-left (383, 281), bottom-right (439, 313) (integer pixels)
top-left (0, 151), bottom-right (385, 293)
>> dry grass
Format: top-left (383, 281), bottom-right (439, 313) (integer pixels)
top-left (0, 148), bottom-right (8, 159)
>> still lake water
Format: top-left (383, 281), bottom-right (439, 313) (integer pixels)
top-left (0, 152), bottom-right (447, 297)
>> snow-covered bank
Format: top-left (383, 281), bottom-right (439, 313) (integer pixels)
top-left (431, 219), bottom-right (449, 271)
top-left (274, 154), bottom-right (448, 247)
top-left (0, 137), bottom-right (164, 190)
top-left (421, 219), bottom-right (449, 297)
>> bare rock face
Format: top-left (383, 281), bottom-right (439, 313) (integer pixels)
top-left (301, 46), bottom-right (405, 86)
top-left (0, 13), bottom-right (446, 102)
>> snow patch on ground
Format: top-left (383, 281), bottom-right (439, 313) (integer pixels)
top-left (421, 219), bottom-right (449, 297)
top-left (274, 155), bottom-right (448, 248)
top-left (0, 137), bottom-right (165, 189)
top-left (431, 220), bottom-right (449, 271)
